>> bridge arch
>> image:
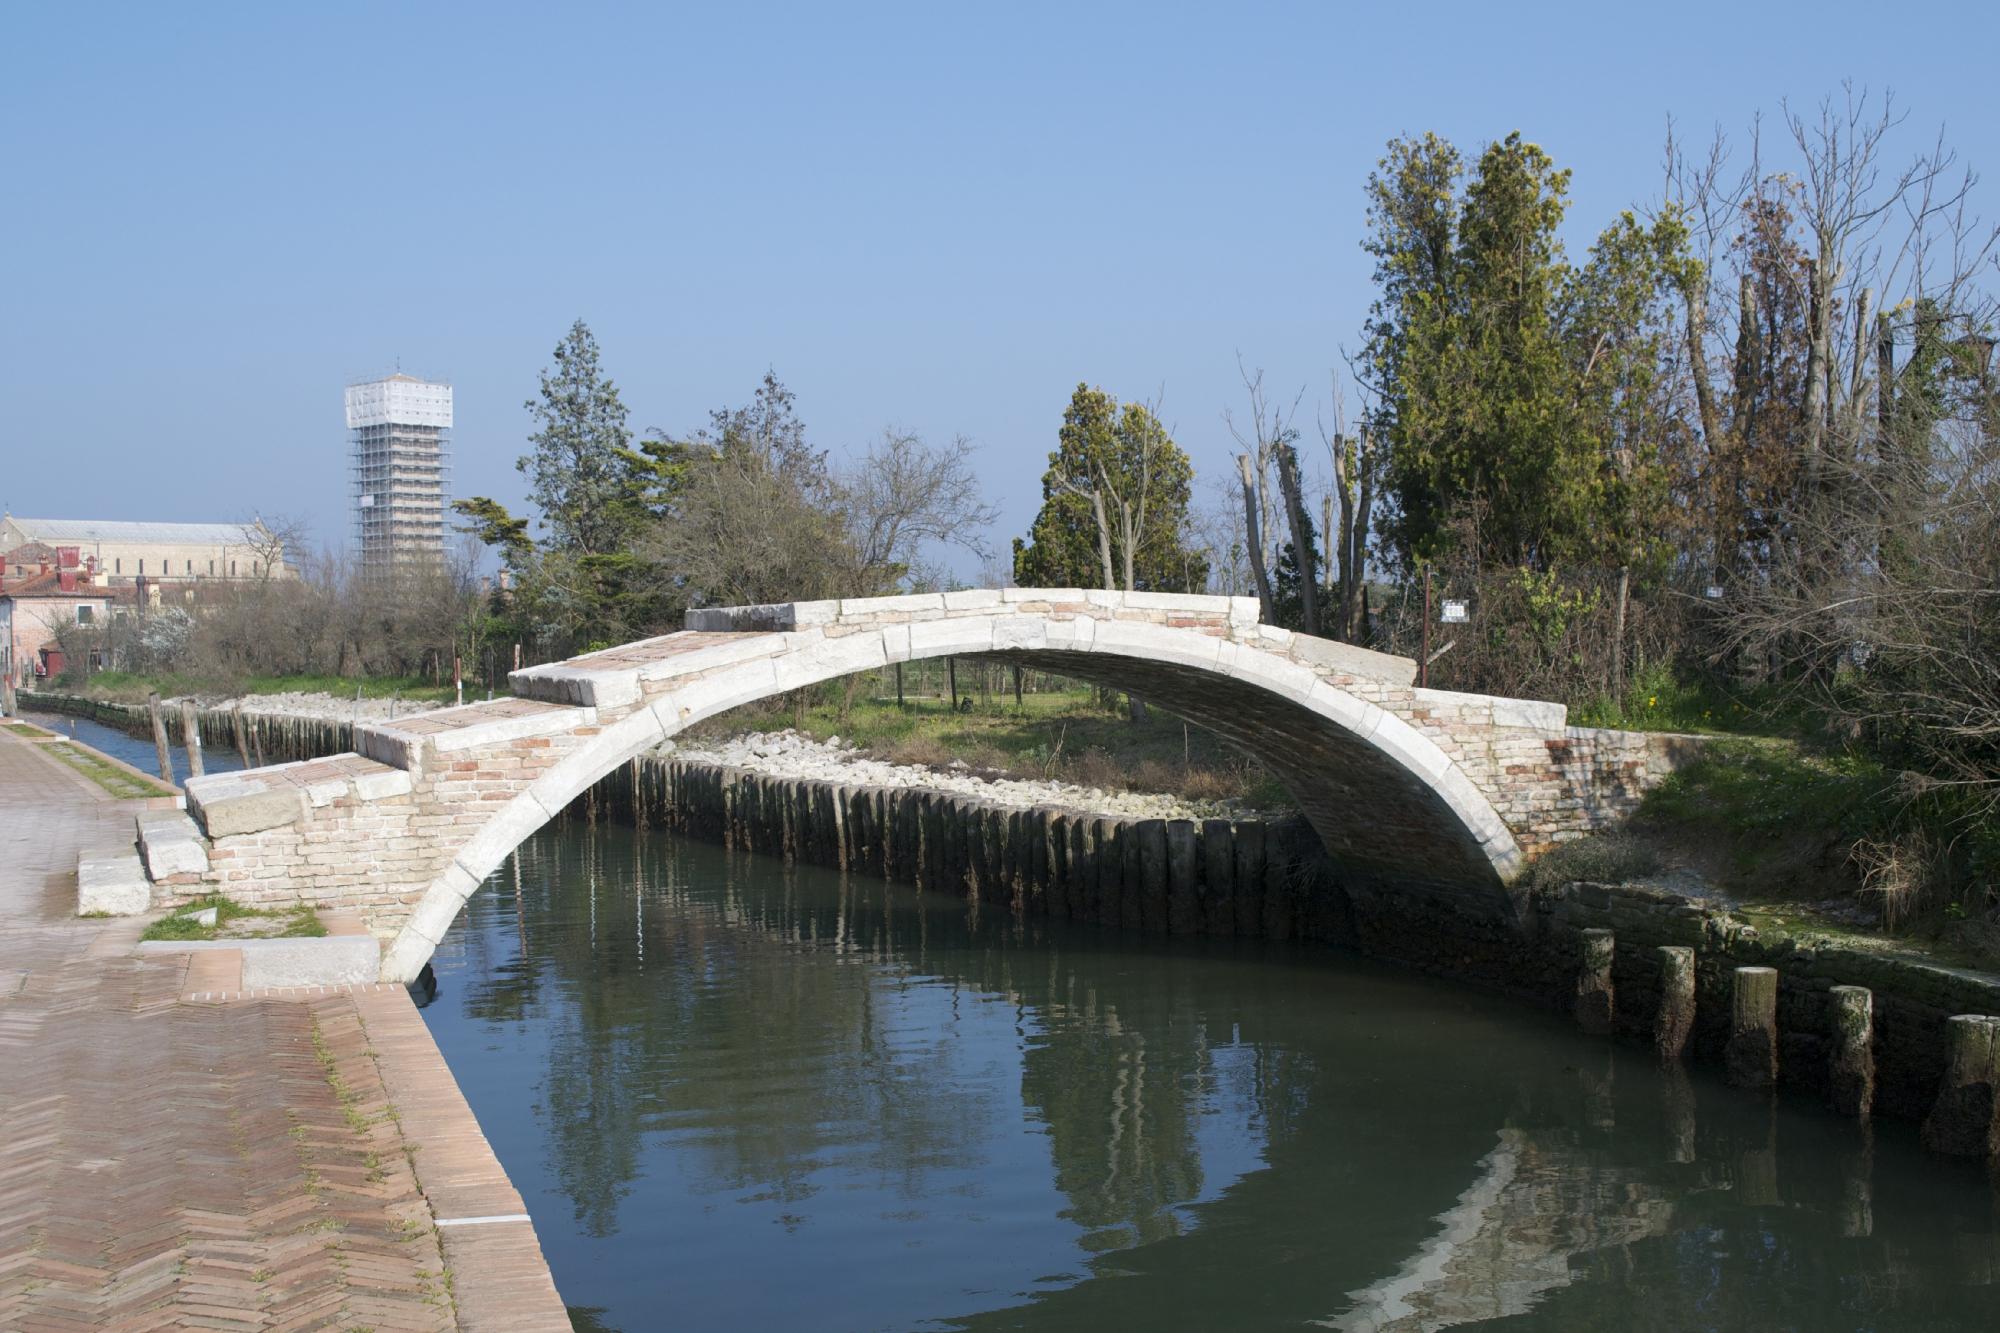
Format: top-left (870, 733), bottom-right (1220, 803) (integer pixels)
top-left (376, 591), bottom-right (1526, 981)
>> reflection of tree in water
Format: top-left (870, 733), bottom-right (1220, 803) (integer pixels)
top-left (460, 826), bottom-right (1003, 1237)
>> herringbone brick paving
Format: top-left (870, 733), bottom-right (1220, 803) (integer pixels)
top-left (0, 731), bottom-right (565, 1331)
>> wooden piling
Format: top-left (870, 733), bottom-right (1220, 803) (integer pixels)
top-left (1725, 966), bottom-right (1779, 1090)
top-left (1232, 820), bottom-right (1265, 938)
top-left (1574, 929), bottom-right (1616, 1035)
top-left (1131, 819), bottom-right (1165, 932)
top-left (1654, 946), bottom-right (1695, 1063)
top-left (1828, 985), bottom-right (1875, 1119)
top-left (1095, 819), bottom-right (1124, 929)
top-left (231, 706), bottom-right (252, 767)
top-left (1165, 820), bottom-right (1199, 935)
top-left (146, 692), bottom-right (174, 783)
top-left (1920, 1015), bottom-right (2000, 1157)
top-left (177, 699), bottom-right (204, 779)
top-left (1200, 819), bottom-right (1234, 936)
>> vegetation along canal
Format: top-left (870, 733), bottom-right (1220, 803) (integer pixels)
top-left (417, 823), bottom-right (2000, 1331)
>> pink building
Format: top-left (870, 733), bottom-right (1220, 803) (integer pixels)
top-left (0, 543), bottom-right (122, 689)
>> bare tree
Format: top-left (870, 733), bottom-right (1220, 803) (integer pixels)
top-left (1226, 361), bottom-right (1308, 629)
top-left (844, 430), bottom-right (998, 587)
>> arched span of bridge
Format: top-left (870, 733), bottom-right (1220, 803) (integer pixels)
top-left (373, 592), bottom-right (1530, 981)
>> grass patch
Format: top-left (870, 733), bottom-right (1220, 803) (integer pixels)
top-left (62, 669), bottom-right (456, 706)
top-left (1570, 660), bottom-right (1803, 736)
top-left (41, 739), bottom-right (174, 798)
top-left (140, 894), bottom-right (327, 942)
top-left (691, 682), bottom-right (1292, 812)
top-left (2, 721), bottom-right (53, 737)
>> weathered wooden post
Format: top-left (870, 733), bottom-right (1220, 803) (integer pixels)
top-left (1725, 966), bottom-right (1779, 1089)
top-left (1165, 820), bottom-right (1199, 935)
top-left (1201, 818), bottom-right (1234, 936)
top-left (146, 692), bottom-right (174, 783)
top-left (1574, 928), bottom-right (1616, 1035)
top-left (1, 669), bottom-right (16, 717)
top-left (1095, 819), bottom-right (1124, 929)
top-left (1654, 946), bottom-right (1695, 1063)
top-left (1130, 819), bottom-right (1160, 931)
top-left (177, 699), bottom-right (204, 778)
top-left (1828, 985), bottom-right (1875, 1119)
top-left (1233, 820), bottom-right (1266, 938)
top-left (230, 705), bottom-right (252, 767)
top-left (1920, 1015), bottom-right (2000, 1157)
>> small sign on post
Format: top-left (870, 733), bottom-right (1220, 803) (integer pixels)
top-left (1705, 585), bottom-right (1724, 600)
top-left (1440, 600), bottom-right (1468, 624)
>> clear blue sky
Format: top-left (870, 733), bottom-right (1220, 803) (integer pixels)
top-left (5, 2), bottom-right (1994, 570)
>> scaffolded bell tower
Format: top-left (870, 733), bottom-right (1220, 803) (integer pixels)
top-left (346, 373), bottom-right (453, 574)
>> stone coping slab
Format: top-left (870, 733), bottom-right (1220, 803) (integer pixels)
top-left (185, 751), bottom-right (413, 837)
top-left (356, 695), bottom-right (593, 769)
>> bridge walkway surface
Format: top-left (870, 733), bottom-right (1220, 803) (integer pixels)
top-left (0, 729), bottom-right (567, 1331)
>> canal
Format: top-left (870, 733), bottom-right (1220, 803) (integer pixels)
top-left (417, 823), bottom-right (2000, 1331)
top-left (22, 707), bottom-right (247, 785)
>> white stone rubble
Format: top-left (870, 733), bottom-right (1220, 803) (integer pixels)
top-left (661, 729), bottom-right (1255, 822)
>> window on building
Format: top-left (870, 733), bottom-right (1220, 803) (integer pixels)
top-left (76, 605), bottom-right (94, 625)
top-left (115, 559), bottom-right (122, 574)
top-left (138, 559), bottom-right (144, 575)
top-left (185, 560), bottom-right (192, 574)
top-left (207, 559), bottom-right (214, 575)
top-left (252, 560), bottom-right (261, 575)
top-left (230, 561), bottom-right (237, 576)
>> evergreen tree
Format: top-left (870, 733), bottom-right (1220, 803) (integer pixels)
top-left (1013, 384), bottom-right (1207, 591)
top-left (520, 320), bottom-right (633, 555)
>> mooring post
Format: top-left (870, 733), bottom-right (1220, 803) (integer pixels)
top-left (1725, 966), bottom-right (1780, 1090)
top-left (230, 705), bottom-right (252, 767)
top-left (1654, 946), bottom-right (1695, 1063)
top-left (177, 699), bottom-right (204, 779)
top-left (1828, 986), bottom-right (1875, 1119)
top-left (1920, 1014), bottom-right (2000, 1158)
top-left (1574, 928), bottom-right (1616, 1035)
top-left (146, 691), bottom-right (174, 783)
top-left (1, 669), bottom-right (15, 717)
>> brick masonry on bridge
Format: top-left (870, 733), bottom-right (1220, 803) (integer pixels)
top-left (130, 589), bottom-right (1697, 982)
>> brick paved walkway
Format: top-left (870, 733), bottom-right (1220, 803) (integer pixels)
top-left (0, 732), bottom-right (568, 1331)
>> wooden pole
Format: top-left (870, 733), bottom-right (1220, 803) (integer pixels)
top-left (1, 669), bottom-right (15, 718)
top-left (947, 657), bottom-right (958, 711)
top-left (177, 700), bottom-right (204, 778)
top-left (454, 654), bottom-right (463, 707)
top-left (146, 691), bottom-right (174, 783)
top-left (1420, 566), bottom-right (1432, 689)
top-left (895, 661), bottom-right (904, 707)
top-left (231, 706), bottom-right (252, 767)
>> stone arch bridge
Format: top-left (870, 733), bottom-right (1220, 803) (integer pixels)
top-left (144, 591), bottom-right (1694, 981)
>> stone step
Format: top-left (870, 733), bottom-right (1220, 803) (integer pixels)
top-left (136, 811), bottom-right (209, 878)
top-left (185, 752), bottom-right (414, 838)
top-left (355, 697), bottom-right (594, 770)
top-left (77, 849), bottom-right (150, 916)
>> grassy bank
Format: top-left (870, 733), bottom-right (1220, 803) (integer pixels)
top-left (41, 739), bottom-right (176, 799)
top-left (60, 670), bottom-right (458, 706)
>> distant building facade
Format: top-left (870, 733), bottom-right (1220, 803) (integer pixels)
top-left (0, 542), bottom-right (123, 686)
top-left (0, 515), bottom-right (286, 586)
top-left (346, 373), bottom-right (452, 574)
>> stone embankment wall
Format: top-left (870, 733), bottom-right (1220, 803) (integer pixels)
top-left (620, 754), bottom-right (2000, 1135)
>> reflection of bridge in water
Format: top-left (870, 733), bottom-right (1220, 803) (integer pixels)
top-left (427, 826), bottom-right (1966, 1331)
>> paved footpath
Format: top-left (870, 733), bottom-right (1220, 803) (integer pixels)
top-left (0, 730), bottom-right (569, 1331)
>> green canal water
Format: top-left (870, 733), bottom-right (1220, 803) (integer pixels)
top-left (417, 824), bottom-right (2000, 1332)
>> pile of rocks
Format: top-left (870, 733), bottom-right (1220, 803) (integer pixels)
top-left (663, 729), bottom-right (1245, 822)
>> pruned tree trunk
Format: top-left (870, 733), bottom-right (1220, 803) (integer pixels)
top-left (1236, 453), bottom-right (1275, 623)
top-left (1275, 443), bottom-right (1319, 636)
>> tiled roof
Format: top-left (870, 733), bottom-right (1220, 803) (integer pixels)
top-left (3, 516), bottom-right (264, 545)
